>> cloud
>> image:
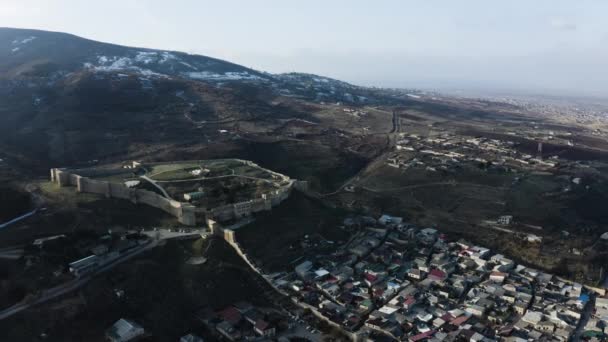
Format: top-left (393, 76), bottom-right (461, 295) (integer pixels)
top-left (550, 18), bottom-right (577, 31)
top-left (0, 2), bottom-right (46, 22)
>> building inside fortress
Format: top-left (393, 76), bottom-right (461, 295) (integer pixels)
top-left (50, 160), bottom-right (301, 226)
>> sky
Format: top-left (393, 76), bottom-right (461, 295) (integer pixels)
top-left (2, 0), bottom-right (607, 97)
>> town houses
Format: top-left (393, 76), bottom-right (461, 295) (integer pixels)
top-left (270, 215), bottom-right (597, 341)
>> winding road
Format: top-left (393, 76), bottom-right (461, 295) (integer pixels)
top-left (0, 209), bottom-right (38, 229)
top-left (0, 240), bottom-right (156, 320)
top-left (0, 229), bottom-right (208, 321)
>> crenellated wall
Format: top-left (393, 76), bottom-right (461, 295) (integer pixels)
top-left (50, 160), bottom-right (294, 227)
top-left (206, 181), bottom-right (293, 222)
top-left (50, 168), bottom-right (196, 226)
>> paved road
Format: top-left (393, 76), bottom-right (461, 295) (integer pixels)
top-left (317, 152), bottom-right (390, 198)
top-left (361, 180), bottom-right (456, 193)
top-left (361, 180), bottom-right (508, 193)
top-left (0, 209), bottom-right (37, 229)
top-left (279, 325), bottom-right (323, 342)
top-left (141, 228), bottom-right (208, 240)
top-left (571, 294), bottom-right (596, 342)
top-left (0, 228), bottom-right (208, 321)
top-left (390, 110), bottom-right (401, 134)
top-left (183, 111), bottom-right (236, 126)
top-left (0, 240), bottom-right (158, 320)
top-left (0, 247), bottom-right (24, 260)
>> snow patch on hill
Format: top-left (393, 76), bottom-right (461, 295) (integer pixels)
top-left (86, 55), bottom-right (168, 77)
top-left (185, 71), bottom-right (265, 81)
top-left (11, 36), bottom-right (36, 45)
top-left (134, 51), bottom-right (157, 64)
top-left (159, 51), bottom-right (177, 63)
top-left (179, 61), bottom-right (196, 70)
top-left (78, 49), bottom-right (266, 83)
top-left (9, 36), bottom-right (36, 53)
top-left (134, 51), bottom-right (177, 64)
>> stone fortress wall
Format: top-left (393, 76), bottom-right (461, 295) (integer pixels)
top-left (50, 159), bottom-right (301, 226)
top-left (203, 159), bottom-right (296, 221)
top-left (51, 167), bottom-right (197, 225)
top-left (205, 180), bottom-right (292, 221)
top-left (206, 221), bottom-right (359, 341)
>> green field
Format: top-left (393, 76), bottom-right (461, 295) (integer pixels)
top-left (62, 159), bottom-right (290, 210)
top-left (162, 177), bottom-right (277, 207)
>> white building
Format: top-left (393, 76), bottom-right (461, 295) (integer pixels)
top-left (295, 260), bottom-right (313, 278)
top-left (489, 271), bottom-right (507, 283)
top-left (180, 334), bottom-right (204, 342)
top-left (68, 255), bottom-right (99, 276)
top-left (106, 318), bottom-right (145, 342)
top-left (497, 215), bottom-right (513, 225)
top-left (522, 311), bottom-right (543, 325)
top-left (378, 214), bottom-right (403, 225)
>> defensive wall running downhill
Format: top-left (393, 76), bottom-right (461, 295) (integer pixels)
top-left (207, 221), bottom-right (359, 341)
top-left (50, 167), bottom-right (196, 225)
top-left (49, 160), bottom-right (304, 226)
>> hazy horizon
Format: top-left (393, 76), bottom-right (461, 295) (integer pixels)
top-left (2, 0), bottom-right (607, 98)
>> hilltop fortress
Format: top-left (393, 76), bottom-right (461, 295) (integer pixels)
top-left (50, 159), bottom-right (303, 226)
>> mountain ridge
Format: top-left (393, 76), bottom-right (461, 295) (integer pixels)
top-left (0, 27), bottom-right (400, 170)
top-left (0, 27), bottom-right (369, 92)
top-left (1, 28), bottom-right (269, 85)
